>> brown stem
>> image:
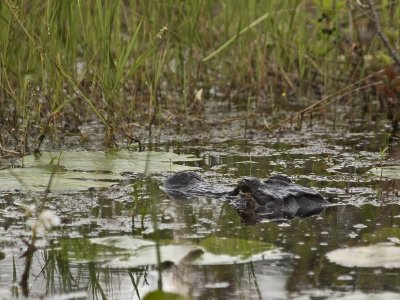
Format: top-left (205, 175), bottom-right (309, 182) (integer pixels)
top-left (19, 240), bottom-right (37, 297)
top-left (367, 0), bottom-right (400, 67)
top-left (269, 70), bottom-right (385, 131)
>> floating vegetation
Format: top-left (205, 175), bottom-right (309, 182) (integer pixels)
top-left (1, 0), bottom-right (400, 298)
top-left (326, 245), bottom-right (400, 268)
top-left (368, 166), bottom-right (400, 180)
top-left (0, 150), bottom-right (200, 191)
top-left (89, 235), bottom-right (283, 268)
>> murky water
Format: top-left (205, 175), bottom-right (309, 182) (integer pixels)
top-left (1, 123), bottom-right (400, 299)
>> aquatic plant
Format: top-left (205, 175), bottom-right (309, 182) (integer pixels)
top-left (1, 1), bottom-right (399, 155)
top-left (26, 209), bottom-right (60, 239)
top-left (20, 206), bottom-right (61, 296)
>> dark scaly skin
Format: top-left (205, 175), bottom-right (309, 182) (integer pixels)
top-left (164, 171), bottom-right (330, 224)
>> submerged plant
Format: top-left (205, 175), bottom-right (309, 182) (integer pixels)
top-left (20, 206), bottom-right (61, 297)
top-left (9, 153), bottom-right (63, 297)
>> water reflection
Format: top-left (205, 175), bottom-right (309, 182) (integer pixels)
top-left (2, 194), bottom-right (400, 299)
top-left (1, 129), bottom-right (400, 298)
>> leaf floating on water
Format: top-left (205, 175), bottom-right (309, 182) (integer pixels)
top-left (326, 245), bottom-right (400, 268)
top-left (103, 244), bottom-right (200, 268)
top-left (38, 291), bottom-right (89, 300)
top-left (0, 150), bottom-right (200, 191)
top-left (361, 227), bottom-right (400, 244)
top-left (1, 168), bottom-right (124, 191)
top-left (91, 236), bottom-right (154, 251)
top-left (335, 291), bottom-right (400, 300)
top-left (88, 235), bottom-right (285, 268)
top-left (367, 166), bottom-right (400, 179)
top-left (143, 290), bottom-right (189, 300)
top-left (199, 236), bottom-right (274, 259)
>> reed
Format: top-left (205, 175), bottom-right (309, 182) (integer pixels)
top-left (1, 0), bottom-right (399, 146)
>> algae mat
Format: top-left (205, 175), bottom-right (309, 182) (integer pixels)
top-left (0, 150), bottom-right (200, 191)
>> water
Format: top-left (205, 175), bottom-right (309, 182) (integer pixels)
top-left (1, 124), bottom-right (400, 299)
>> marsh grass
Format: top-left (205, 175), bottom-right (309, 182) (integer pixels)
top-left (1, 1), bottom-right (399, 150)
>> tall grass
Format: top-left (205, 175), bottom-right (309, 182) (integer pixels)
top-left (0, 0), bottom-right (399, 147)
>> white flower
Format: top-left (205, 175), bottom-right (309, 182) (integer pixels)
top-left (27, 210), bottom-right (61, 236)
top-left (38, 210), bottom-right (61, 229)
top-left (25, 205), bottom-right (35, 217)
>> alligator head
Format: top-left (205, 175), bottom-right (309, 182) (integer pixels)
top-left (163, 171), bottom-right (329, 224)
top-left (227, 175), bottom-right (329, 223)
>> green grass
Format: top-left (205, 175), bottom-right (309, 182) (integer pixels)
top-left (0, 0), bottom-right (399, 148)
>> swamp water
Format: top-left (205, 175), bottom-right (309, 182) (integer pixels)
top-left (1, 126), bottom-right (400, 299)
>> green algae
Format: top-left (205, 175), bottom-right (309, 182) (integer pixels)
top-left (0, 150), bottom-right (200, 191)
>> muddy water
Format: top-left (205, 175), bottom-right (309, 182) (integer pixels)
top-left (1, 125), bottom-right (400, 299)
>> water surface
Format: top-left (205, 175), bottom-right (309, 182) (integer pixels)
top-left (1, 125), bottom-right (400, 299)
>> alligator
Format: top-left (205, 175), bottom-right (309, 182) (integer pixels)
top-left (163, 171), bottom-right (330, 224)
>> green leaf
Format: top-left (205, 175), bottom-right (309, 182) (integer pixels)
top-left (143, 290), bottom-right (189, 300)
top-left (199, 236), bottom-right (274, 259)
top-left (363, 228), bottom-right (400, 244)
